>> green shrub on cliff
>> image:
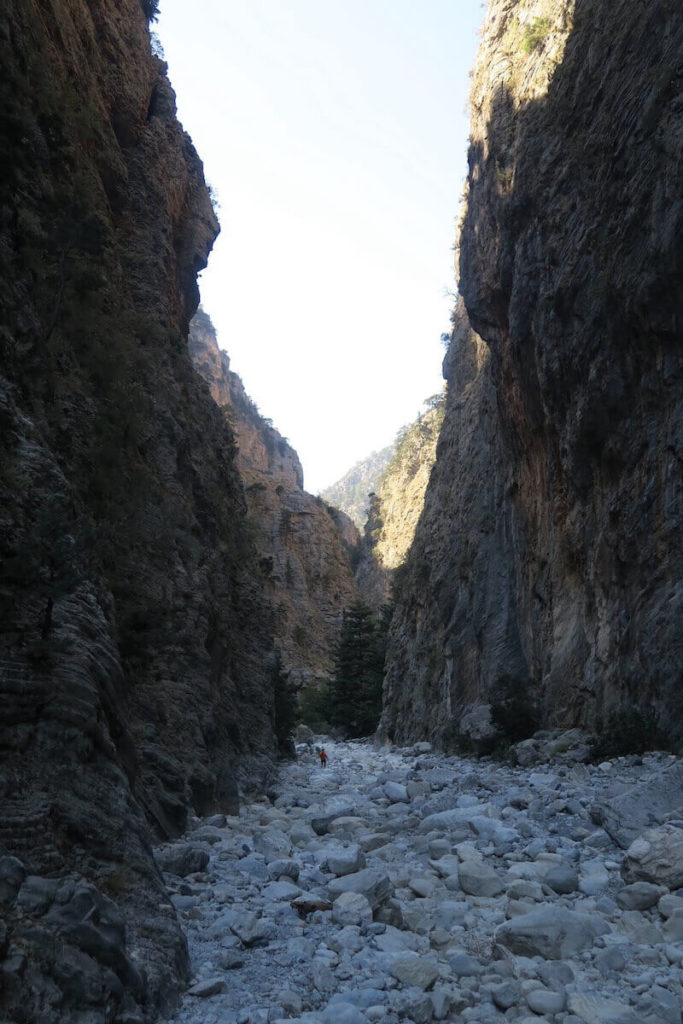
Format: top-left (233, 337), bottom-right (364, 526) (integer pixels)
top-left (522, 16), bottom-right (552, 53)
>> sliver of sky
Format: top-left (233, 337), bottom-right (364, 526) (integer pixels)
top-left (157, 0), bottom-right (484, 494)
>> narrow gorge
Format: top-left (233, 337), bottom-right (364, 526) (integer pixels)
top-left (0, 0), bottom-right (681, 1022)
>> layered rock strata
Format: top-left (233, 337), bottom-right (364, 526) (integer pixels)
top-left (0, 1), bottom-right (276, 1019)
top-left (382, 0), bottom-right (683, 745)
top-left (189, 310), bottom-right (361, 691)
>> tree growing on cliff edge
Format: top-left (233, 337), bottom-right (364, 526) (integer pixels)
top-left (327, 601), bottom-right (389, 738)
top-left (140, 0), bottom-right (160, 23)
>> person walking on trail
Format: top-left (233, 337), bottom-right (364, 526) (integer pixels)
top-left (318, 747), bottom-right (328, 767)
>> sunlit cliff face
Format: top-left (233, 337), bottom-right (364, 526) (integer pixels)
top-left (470, 0), bottom-right (578, 159)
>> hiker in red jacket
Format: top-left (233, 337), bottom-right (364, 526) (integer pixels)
top-left (318, 747), bottom-right (328, 767)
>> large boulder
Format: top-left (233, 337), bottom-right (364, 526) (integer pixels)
top-left (621, 824), bottom-right (683, 890)
top-left (154, 844), bottom-right (209, 877)
top-left (388, 953), bottom-right (440, 991)
top-left (331, 892), bottom-right (372, 927)
top-left (323, 843), bottom-right (366, 877)
top-left (310, 805), bottom-right (357, 836)
top-left (458, 704), bottom-right (500, 756)
top-left (458, 860), bottom-right (505, 897)
top-left (326, 868), bottom-right (394, 910)
top-left (495, 905), bottom-right (610, 959)
top-left (591, 762), bottom-right (683, 849)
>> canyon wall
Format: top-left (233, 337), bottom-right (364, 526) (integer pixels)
top-left (354, 400), bottom-right (445, 611)
top-left (382, 0), bottom-right (683, 746)
top-left (0, 1), bottom-right (277, 1020)
top-left (189, 310), bottom-right (361, 693)
top-left (370, 398), bottom-right (445, 574)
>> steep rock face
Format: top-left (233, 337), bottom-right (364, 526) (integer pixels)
top-left (189, 311), bottom-right (361, 691)
top-left (381, 305), bottom-right (526, 743)
top-left (383, 0), bottom-right (682, 745)
top-left (0, 2), bottom-right (276, 1020)
top-left (371, 399), bottom-right (445, 573)
top-left (354, 401), bottom-right (445, 612)
top-left (189, 308), bottom-right (305, 490)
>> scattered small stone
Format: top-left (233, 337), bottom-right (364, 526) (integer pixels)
top-left (188, 977), bottom-right (226, 997)
top-left (290, 896), bottom-right (333, 916)
top-left (331, 891), bottom-right (372, 927)
top-left (544, 863), bottom-right (579, 894)
top-left (155, 845), bottom-right (209, 878)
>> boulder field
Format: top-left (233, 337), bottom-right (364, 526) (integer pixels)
top-left (157, 740), bottom-right (683, 1024)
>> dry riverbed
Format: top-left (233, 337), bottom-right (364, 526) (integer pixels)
top-left (159, 739), bottom-right (683, 1024)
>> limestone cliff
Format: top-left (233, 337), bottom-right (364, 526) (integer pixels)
top-left (189, 310), bottom-right (361, 692)
top-left (382, 0), bottom-right (683, 746)
top-left (353, 400), bottom-right (445, 610)
top-left (370, 398), bottom-right (445, 573)
top-left (0, 2), bottom-right (277, 1020)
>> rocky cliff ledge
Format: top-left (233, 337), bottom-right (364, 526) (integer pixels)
top-left (0, 2), bottom-right (277, 1020)
top-left (382, 0), bottom-right (682, 746)
top-left (189, 310), bottom-right (361, 693)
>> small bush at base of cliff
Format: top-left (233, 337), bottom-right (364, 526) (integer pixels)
top-left (490, 676), bottom-right (540, 744)
top-left (590, 705), bottom-right (668, 760)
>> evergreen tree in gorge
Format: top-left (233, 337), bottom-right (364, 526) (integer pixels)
top-left (328, 601), bottom-right (390, 737)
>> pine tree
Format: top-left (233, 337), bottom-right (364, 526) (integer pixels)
top-left (328, 601), bottom-right (389, 737)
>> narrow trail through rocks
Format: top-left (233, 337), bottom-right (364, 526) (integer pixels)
top-left (159, 740), bottom-right (683, 1024)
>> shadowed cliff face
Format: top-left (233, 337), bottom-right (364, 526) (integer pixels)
top-left (189, 311), bottom-right (361, 693)
top-left (382, 0), bottom-right (683, 745)
top-left (0, 1), bottom-right (277, 1020)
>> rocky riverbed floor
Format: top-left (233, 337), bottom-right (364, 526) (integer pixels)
top-left (158, 739), bottom-right (683, 1024)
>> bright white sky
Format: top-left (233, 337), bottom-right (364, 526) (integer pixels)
top-left (157, 0), bottom-right (483, 494)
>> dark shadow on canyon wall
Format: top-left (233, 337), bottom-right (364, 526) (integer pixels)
top-left (381, 0), bottom-right (682, 747)
top-left (0, 1), bottom-right (278, 1020)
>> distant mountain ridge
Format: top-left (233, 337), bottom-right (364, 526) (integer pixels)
top-left (320, 446), bottom-right (394, 528)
